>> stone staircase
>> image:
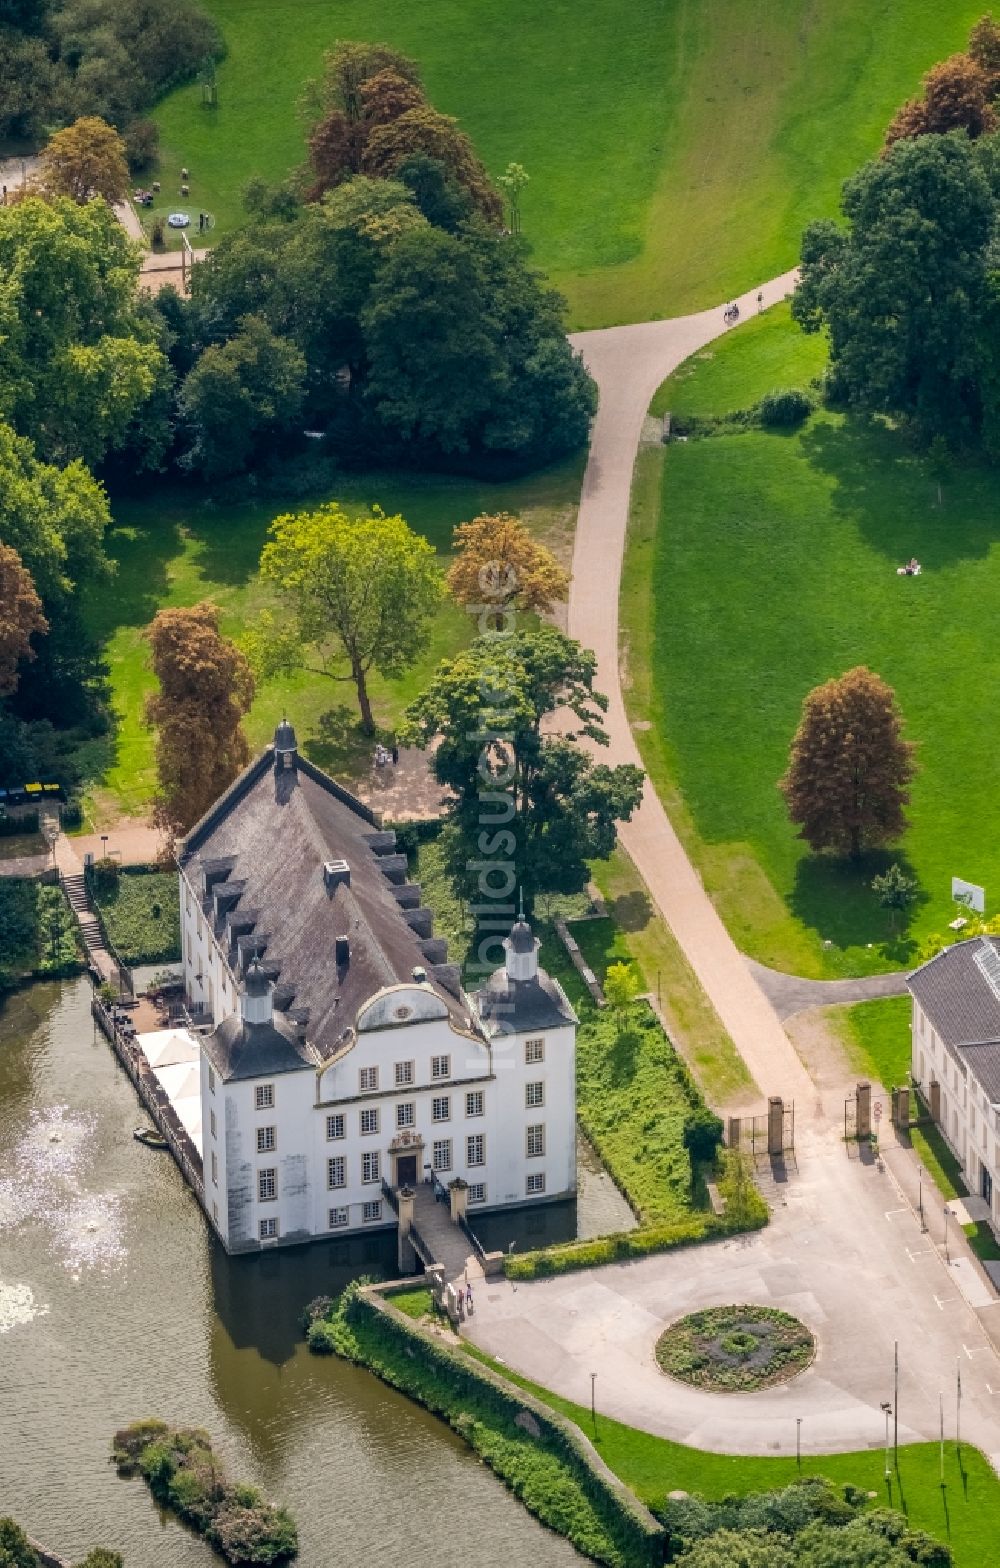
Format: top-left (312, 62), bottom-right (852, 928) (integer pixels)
top-left (60, 869), bottom-right (112, 975)
top-left (410, 1182), bottom-right (483, 1284)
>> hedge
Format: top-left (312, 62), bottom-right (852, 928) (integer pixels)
top-left (314, 1282), bottom-right (665, 1568)
top-left (88, 868), bottom-right (180, 965)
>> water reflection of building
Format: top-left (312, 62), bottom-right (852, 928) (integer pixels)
top-left (162, 720), bottom-right (578, 1256)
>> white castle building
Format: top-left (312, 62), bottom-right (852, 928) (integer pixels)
top-left (173, 720), bottom-right (577, 1252)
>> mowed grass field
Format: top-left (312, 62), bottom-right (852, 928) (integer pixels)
top-left (153, 0), bottom-right (983, 327)
top-left (624, 305), bottom-right (1000, 977)
top-left (84, 460), bottom-right (581, 817)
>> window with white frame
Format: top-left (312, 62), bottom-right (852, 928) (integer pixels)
top-left (432, 1138), bottom-right (452, 1171)
top-left (359, 1065), bottom-right (379, 1093)
top-left (432, 1095), bottom-right (450, 1122)
top-left (526, 1124), bottom-right (545, 1158)
top-left (466, 1133), bottom-right (484, 1166)
top-left (469, 1182), bottom-right (486, 1204)
top-left (362, 1151), bottom-right (381, 1184)
top-left (395, 1060), bottom-right (414, 1087)
top-left (328, 1156), bottom-right (346, 1189)
top-left (431, 1054), bottom-right (450, 1080)
top-left (362, 1199), bottom-right (382, 1222)
top-left (255, 1083), bottom-right (274, 1110)
top-left (257, 1125), bottom-right (276, 1153)
top-left (211, 1151), bottom-right (218, 1186)
top-left (329, 1206), bottom-right (349, 1228)
top-left (525, 1081), bottom-right (544, 1109)
top-left (526, 1172), bottom-right (546, 1195)
top-left (259, 1217), bottom-right (278, 1240)
top-left (360, 1107), bottom-right (380, 1136)
top-left (396, 1101), bottom-right (415, 1129)
top-left (326, 1113), bottom-right (345, 1140)
top-left (525, 1037), bottom-right (544, 1064)
top-left (209, 1108), bottom-right (217, 1140)
top-left (258, 1167), bottom-right (276, 1202)
top-left (208, 1064), bottom-right (216, 1094)
top-left (466, 1090), bottom-right (484, 1117)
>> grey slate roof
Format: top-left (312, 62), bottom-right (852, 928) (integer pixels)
top-left (203, 1011), bottom-right (319, 1082)
top-left (907, 937), bottom-right (1000, 1048)
top-left (178, 747), bottom-right (478, 1070)
top-left (475, 967), bottom-right (577, 1037)
top-left (907, 936), bottom-right (1000, 1102)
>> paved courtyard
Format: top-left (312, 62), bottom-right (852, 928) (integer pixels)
top-left (468, 1123), bottom-right (1000, 1466)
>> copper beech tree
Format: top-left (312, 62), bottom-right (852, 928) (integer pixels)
top-left (884, 17), bottom-right (1000, 147)
top-left (144, 603), bottom-right (254, 839)
top-left (779, 667), bottom-right (916, 862)
top-left (0, 543), bottom-right (47, 695)
top-left (445, 512), bottom-right (569, 628)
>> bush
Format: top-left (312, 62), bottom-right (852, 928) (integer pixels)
top-left (758, 388), bottom-right (814, 428)
top-left (0, 1517), bottom-right (41, 1568)
top-left (0, 809), bottom-right (39, 838)
top-left (124, 118), bottom-right (160, 172)
top-left (151, 217), bottom-right (165, 248)
top-left (112, 1421), bottom-right (297, 1565)
top-left (61, 799), bottom-right (84, 830)
top-left (89, 869), bottom-right (180, 963)
top-left (683, 1106), bottom-right (724, 1163)
top-left (89, 857), bottom-right (120, 896)
top-left (0, 880), bottom-right (81, 985)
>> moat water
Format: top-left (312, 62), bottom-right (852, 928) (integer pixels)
top-left (0, 977), bottom-right (583, 1567)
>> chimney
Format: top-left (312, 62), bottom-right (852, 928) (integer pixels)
top-left (335, 936), bottom-right (350, 968)
top-left (411, 965), bottom-right (427, 984)
top-left (324, 859), bottom-right (351, 892)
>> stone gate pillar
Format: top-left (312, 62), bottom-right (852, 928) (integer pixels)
top-left (895, 1085), bottom-right (910, 1128)
top-left (396, 1186), bottom-right (415, 1275)
top-left (767, 1097), bottom-right (784, 1156)
top-left (449, 1176), bottom-right (469, 1225)
top-left (856, 1081), bottom-right (871, 1139)
top-left (727, 1116), bottom-right (741, 1150)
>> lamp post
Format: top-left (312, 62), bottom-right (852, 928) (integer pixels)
top-left (880, 1402), bottom-right (892, 1481)
top-left (590, 1372), bottom-right (597, 1434)
top-left (919, 1174), bottom-right (926, 1232)
top-left (944, 1205), bottom-right (951, 1263)
top-left (796, 1417), bottom-right (802, 1467)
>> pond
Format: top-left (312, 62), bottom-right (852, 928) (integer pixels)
top-left (0, 977), bottom-right (582, 1567)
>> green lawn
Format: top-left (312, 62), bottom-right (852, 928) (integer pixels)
top-left (466, 1346), bottom-right (1000, 1568)
top-left (624, 308), bottom-right (1000, 978)
top-left (84, 460), bottom-right (580, 818)
top-left (830, 995), bottom-right (913, 1092)
top-left (650, 302), bottom-right (827, 419)
top-left (90, 870), bottom-right (181, 965)
top-left (152, 0), bottom-right (983, 328)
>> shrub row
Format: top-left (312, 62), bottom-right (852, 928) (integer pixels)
top-left (111, 1420), bottom-right (297, 1565)
top-left (0, 881), bottom-right (82, 993)
top-left (505, 1150), bottom-right (768, 1281)
top-left (313, 1282), bottom-right (665, 1568)
top-left (670, 385), bottom-right (816, 440)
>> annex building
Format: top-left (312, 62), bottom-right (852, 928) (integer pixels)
top-left (172, 720), bottom-right (577, 1253)
top-left (908, 934), bottom-right (1000, 1237)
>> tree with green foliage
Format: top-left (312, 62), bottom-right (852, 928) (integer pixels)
top-left (871, 863), bottom-right (917, 933)
top-left (253, 503), bottom-right (442, 733)
top-left (498, 161), bottom-right (529, 234)
top-left (37, 114), bottom-right (129, 203)
top-left (780, 667), bottom-right (916, 861)
top-left (74, 1552), bottom-right (124, 1568)
top-left (0, 1516), bottom-right (40, 1568)
top-left (794, 134), bottom-right (993, 449)
top-left (178, 314), bottom-right (306, 477)
top-left (403, 628), bottom-right (644, 908)
top-left (0, 195), bottom-right (167, 466)
top-left (603, 960), bottom-right (640, 1026)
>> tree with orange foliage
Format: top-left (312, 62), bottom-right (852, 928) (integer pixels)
top-left (446, 513), bottom-right (569, 629)
top-left (363, 105), bottom-right (502, 222)
top-left (37, 116), bottom-right (130, 204)
top-left (885, 51), bottom-right (996, 147)
top-left (0, 544), bottom-right (47, 696)
top-left (779, 667), bottom-right (916, 861)
top-left (145, 603), bottom-right (254, 838)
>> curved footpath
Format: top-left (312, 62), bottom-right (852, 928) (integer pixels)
top-left (566, 272), bottom-right (819, 1121)
top-left (466, 277), bottom-right (1000, 1468)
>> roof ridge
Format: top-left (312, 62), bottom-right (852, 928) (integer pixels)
top-left (180, 750), bottom-right (273, 858)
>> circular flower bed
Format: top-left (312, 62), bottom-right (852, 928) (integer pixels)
top-left (655, 1304), bottom-right (814, 1391)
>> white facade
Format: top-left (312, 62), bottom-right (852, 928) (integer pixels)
top-left (183, 862), bottom-right (576, 1253)
top-left (910, 995), bottom-right (1000, 1234)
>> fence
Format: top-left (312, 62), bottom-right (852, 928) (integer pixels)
top-left (727, 1099), bottom-right (795, 1158)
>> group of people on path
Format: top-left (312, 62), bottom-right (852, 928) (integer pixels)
top-left (722, 290), bottom-right (766, 326)
top-left (374, 742), bottom-right (399, 768)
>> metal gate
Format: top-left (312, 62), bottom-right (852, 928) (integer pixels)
top-left (727, 1101), bottom-right (795, 1158)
